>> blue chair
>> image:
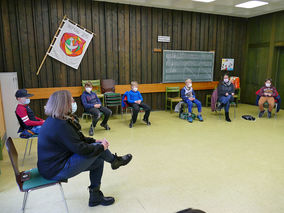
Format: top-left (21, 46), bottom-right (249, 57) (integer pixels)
top-left (5, 137), bottom-right (69, 213)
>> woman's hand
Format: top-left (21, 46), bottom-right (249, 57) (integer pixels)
top-left (225, 93), bottom-right (229, 96)
top-left (100, 138), bottom-right (109, 150)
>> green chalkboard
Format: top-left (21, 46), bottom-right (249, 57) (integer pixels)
top-left (163, 50), bottom-right (215, 83)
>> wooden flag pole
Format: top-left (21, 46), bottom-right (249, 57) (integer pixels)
top-left (36, 15), bottom-right (67, 75)
top-left (36, 15), bottom-right (96, 76)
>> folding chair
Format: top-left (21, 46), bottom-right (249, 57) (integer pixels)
top-left (5, 137), bottom-right (69, 213)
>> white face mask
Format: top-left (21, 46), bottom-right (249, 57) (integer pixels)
top-left (71, 102), bottom-right (77, 114)
top-left (85, 87), bottom-right (92, 93)
top-left (224, 78), bottom-right (229, 83)
top-left (186, 83), bottom-right (192, 88)
top-left (265, 83), bottom-right (271, 87)
top-left (132, 87), bottom-right (138, 92)
top-left (21, 98), bottom-right (30, 105)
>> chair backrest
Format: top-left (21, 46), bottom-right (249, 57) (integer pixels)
top-left (82, 80), bottom-right (101, 94)
top-left (104, 93), bottom-right (121, 107)
top-left (5, 137), bottom-right (21, 179)
top-left (121, 91), bottom-right (129, 108)
top-left (15, 111), bottom-right (26, 133)
top-left (166, 87), bottom-right (180, 98)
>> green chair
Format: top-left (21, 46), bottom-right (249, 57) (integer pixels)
top-left (233, 87), bottom-right (241, 106)
top-left (215, 101), bottom-right (236, 119)
top-left (126, 106), bottom-right (144, 120)
top-left (104, 93), bottom-right (122, 117)
top-left (165, 87), bottom-right (182, 113)
top-left (82, 80), bottom-right (104, 105)
top-left (5, 137), bottom-right (69, 213)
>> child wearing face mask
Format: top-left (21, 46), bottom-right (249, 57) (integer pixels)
top-left (258, 79), bottom-right (277, 118)
top-left (81, 82), bottom-right (112, 136)
top-left (181, 79), bottom-right (203, 123)
top-left (217, 74), bottom-right (235, 122)
top-left (127, 81), bottom-right (151, 128)
top-left (15, 89), bottom-right (45, 134)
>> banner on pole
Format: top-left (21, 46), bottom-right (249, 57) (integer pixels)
top-left (48, 19), bottom-right (93, 69)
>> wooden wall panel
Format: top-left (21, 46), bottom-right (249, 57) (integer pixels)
top-left (242, 11), bottom-right (284, 106)
top-left (0, 0), bottom-right (247, 117)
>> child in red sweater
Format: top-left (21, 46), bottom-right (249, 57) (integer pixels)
top-left (15, 89), bottom-right (44, 134)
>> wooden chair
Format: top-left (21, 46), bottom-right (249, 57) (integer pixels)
top-left (5, 137), bottom-right (69, 213)
top-left (165, 87), bottom-right (182, 113)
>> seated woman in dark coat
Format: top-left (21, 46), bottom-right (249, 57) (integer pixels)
top-left (37, 90), bottom-right (132, 208)
top-left (217, 74), bottom-right (235, 122)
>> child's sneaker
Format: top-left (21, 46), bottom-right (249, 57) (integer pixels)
top-left (267, 110), bottom-right (272, 118)
top-left (187, 116), bottom-right (193, 123)
top-left (197, 114), bottom-right (203, 122)
top-left (258, 110), bottom-right (265, 118)
top-left (143, 118), bottom-right (151, 126)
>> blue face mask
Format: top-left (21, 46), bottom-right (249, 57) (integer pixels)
top-left (24, 98), bottom-right (30, 105)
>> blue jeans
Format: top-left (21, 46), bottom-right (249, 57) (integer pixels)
top-left (31, 126), bottom-right (41, 134)
top-left (218, 95), bottom-right (234, 112)
top-left (51, 143), bottom-right (114, 188)
top-left (184, 99), bottom-right (202, 113)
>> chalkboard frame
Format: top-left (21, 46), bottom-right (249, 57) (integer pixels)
top-left (162, 50), bottom-right (215, 83)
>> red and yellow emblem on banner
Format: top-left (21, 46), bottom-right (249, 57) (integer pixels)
top-left (60, 33), bottom-right (86, 57)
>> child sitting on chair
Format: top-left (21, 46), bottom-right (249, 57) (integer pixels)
top-left (181, 79), bottom-right (203, 123)
top-left (127, 81), bottom-right (151, 128)
top-left (258, 78), bottom-right (277, 118)
top-left (15, 89), bottom-right (45, 134)
top-left (81, 82), bottom-right (112, 136)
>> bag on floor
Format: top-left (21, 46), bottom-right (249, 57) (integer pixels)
top-left (241, 115), bottom-right (255, 121)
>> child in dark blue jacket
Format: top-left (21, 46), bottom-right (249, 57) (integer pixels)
top-left (127, 81), bottom-right (151, 128)
top-left (81, 82), bottom-right (112, 136)
top-left (181, 79), bottom-right (203, 123)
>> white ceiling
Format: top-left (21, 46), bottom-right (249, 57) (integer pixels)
top-left (95, 0), bottom-right (284, 18)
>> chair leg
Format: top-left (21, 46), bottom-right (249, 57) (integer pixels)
top-left (234, 104), bottom-right (236, 119)
top-left (22, 138), bottom-right (30, 166)
top-left (58, 183), bottom-right (69, 213)
top-left (170, 101), bottom-right (172, 113)
top-left (28, 138), bottom-right (33, 155)
top-left (22, 191), bottom-right (29, 213)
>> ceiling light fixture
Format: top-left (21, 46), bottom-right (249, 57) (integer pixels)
top-left (192, 0), bottom-right (216, 3)
top-left (235, 1), bottom-right (268, 9)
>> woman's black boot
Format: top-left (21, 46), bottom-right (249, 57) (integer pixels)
top-left (88, 186), bottom-right (115, 207)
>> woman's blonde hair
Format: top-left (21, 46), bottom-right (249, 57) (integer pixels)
top-left (45, 90), bottom-right (72, 119)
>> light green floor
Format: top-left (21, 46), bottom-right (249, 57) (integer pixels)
top-left (0, 104), bottom-right (284, 213)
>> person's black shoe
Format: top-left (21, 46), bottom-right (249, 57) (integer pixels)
top-left (129, 120), bottom-right (134, 128)
top-left (225, 112), bottom-right (231, 122)
top-left (258, 110), bottom-right (265, 118)
top-left (100, 123), bottom-right (110, 130)
top-left (143, 118), bottom-right (151, 126)
top-left (267, 110), bottom-right (272, 118)
top-left (89, 125), bottom-right (94, 136)
top-left (88, 187), bottom-right (115, 207)
top-left (111, 153), bottom-right (132, 170)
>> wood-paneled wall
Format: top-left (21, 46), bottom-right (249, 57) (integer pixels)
top-left (0, 0), bottom-right (247, 117)
top-left (242, 11), bottom-right (284, 106)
